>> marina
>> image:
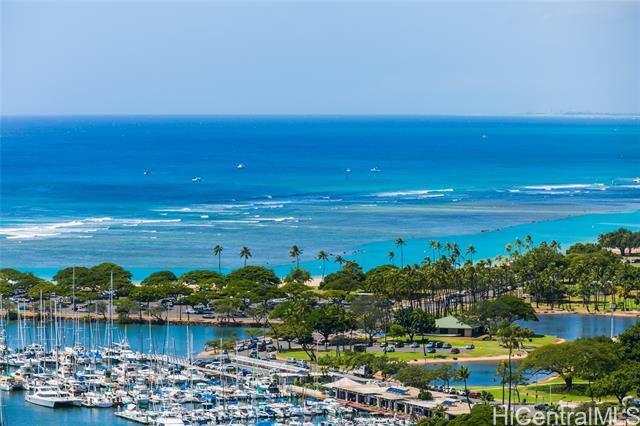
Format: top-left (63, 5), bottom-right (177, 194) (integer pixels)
top-left (0, 296), bottom-right (436, 425)
top-left (1, 307), bottom-right (637, 425)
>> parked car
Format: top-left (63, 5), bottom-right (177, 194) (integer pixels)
top-left (410, 342), bottom-right (420, 348)
top-left (465, 344), bottom-right (475, 350)
top-left (394, 341), bottom-right (405, 348)
top-left (435, 341), bottom-right (444, 348)
top-left (426, 348), bottom-right (436, 354)
top-left (385, 346), bottom-right (396, 352)
top-left (442, 343), bottom-right (452, 349)
top-left (380, 342), bottom-right (388, 348)
top-left (450, 348), bottom-right (460, 354)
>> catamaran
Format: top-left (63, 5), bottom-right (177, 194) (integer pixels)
top-left (25, 385), bottom-right (82, 408)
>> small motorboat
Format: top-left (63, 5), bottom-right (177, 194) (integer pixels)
top-left (370, 167), bottom-right (382, 173)
top-left (191, 176), bottom-right (202, 183)
top-left (237, 163), bottom-right (246, 169)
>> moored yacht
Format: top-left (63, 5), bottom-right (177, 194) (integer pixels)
top-left (0, 375), bottom-right (22, 391)
top-left (25, 385), bottom-right (83, 407)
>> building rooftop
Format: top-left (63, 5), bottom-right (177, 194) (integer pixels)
top-left (435, 315), bottom-right (479, 329)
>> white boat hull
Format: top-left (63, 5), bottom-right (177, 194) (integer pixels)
top-left (25, 393), bottom-right (82, 408)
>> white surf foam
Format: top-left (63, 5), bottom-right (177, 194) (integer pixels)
top-left (371, 188), bottom-right (454, 197)
top-left (521, 183), bottom-right (606, 191)
top-left (0, 217), bottom-right (181, 240)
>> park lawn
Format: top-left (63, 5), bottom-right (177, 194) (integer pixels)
top-left (381, 334), bottom-right (559, 358)
top-left (472, 378), bottom-right (616, 404)
top-left (277, 334), bottom-right (557, 362)
top-left (535, 294), bottom-right (640, 313)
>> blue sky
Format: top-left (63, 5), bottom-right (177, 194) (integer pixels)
top-left (2, 0), bottom-right (638, 116)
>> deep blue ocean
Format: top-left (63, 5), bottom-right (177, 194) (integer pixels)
top-left (1, 116), bottom-right (639, 279)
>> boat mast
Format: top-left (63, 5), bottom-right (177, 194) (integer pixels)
top-left (72, 266), bottom-right (78, 348)
top-left (107, 271), bottom-right (114, 369)
top-left (39, 289), bottom-right (44, 348)
top-left (16, 302), bottom-right (23, 351)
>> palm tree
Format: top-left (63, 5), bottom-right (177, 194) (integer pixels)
top-left (514, 238), bottom-right (522, 254)
top-left (456, 366), bottom-right (471, 409)
top-left (430, 240), bottom-right (441, 259)
top-left (466, 245), bottom-right (476, 263)
top-left (316, 250), bottom-right (329, 278)
top-left (524, 235), bottom-right (533, 251)
top-left (334, 255), bottom-right (345, 266)
top-left (213, 245), bottom-right (223, 273)
top-left (550, 240), bottom-right (561, 252)
top-left (505, 243), bottom-right (512, 257)
top-left (289, 245), bottom-right (302, 268)
top-left (497, 324), bottom-right (529, 413)
top-left (387, 251), bottom-right (395, 266)
top-left (239, 246), bottom-right (252, 267)
top-left (496, 360), bottom-right (508, 404)
top-left (395, 238), bottom-right (406, 267)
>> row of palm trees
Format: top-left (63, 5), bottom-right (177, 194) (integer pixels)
top-left (210, 237), bottom-right (476, 276)
top-left (212, 244), bottom-right (252, 271)
top-left (210, 234), bottom-right (537, 277)
top-left (211, 243), bottom-right (339, 278)
top-left (212, 244), bottom-right (319, 272)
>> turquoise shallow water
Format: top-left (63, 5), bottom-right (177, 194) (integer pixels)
top-left (1, 116), bottom-right (639, 279)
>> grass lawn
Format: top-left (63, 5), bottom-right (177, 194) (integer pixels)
top-left (377, 334), bottom-right (558, 358)
top-left (471, 378), bottom-right (614, 404)
top-left (277, 334), bottom-right (558, 362)
top-left (535, 294), bottom-right (640, 313)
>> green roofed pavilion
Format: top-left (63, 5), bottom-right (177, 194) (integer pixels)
top-left (435, 315), bottom-right (483, 337)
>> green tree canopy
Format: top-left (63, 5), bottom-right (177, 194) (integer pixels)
top-left (283, 268), bottom-right (311, 285)
top-left (141, 270), bottom-right (177, 286)
top-left (591, 362), bottom-right (640, 404)
top-left (598, 228), bottom-right (638, 256)
top-left (1, 269), bottom-right (49, 293)
top-left (219, 279), bottom-right (285, 303)
top-left (463, 295), bottom-right (537, 337)
top-left (227, 266), bottom-right (280, 286)
top-left (178, 270), bottom-right (226, 288)
top-left (520, 338), bottom-right (618, 390)
top-left (618, 322), bottom-right (640, 362)
top-left (321, 261), bottom-right (365, 292)
top-left (88, 262), bottom-right (133, 296)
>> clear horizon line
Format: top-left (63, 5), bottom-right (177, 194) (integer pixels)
top-left (2, 112), bottom-right (639, 119)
